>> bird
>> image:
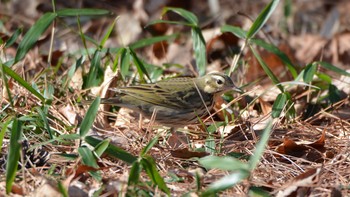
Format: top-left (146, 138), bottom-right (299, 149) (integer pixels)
top-left (100, 72), bottom-right (241, 128)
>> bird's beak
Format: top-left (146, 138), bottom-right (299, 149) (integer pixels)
top-left (232, 85), bottom-right (244, 93)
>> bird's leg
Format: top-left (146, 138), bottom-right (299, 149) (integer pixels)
top-left (167, 127), bottom-right (189, 149)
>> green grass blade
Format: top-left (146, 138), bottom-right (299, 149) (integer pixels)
top-left (251, 38), bottom-right (298, 78)
top-left (248, 187), bottom-right (271, 197)
top-left (129, 48), bottom-right (152, 82)
top-left (192, 27), bottom-right (207, 76)
top-left (271, 93), bottom-right (287, 118)
top-left (0, 119), bottom-right (11, 155)
top-left (64, 56), bottom-right (84, 88)
top-left (201, 170), bottom-right (250, 196)
top-left (249, 119), bottom-right (273, 170)
top-left (78, 146), bottom-right (99, 168)
top-left (15, 12), bottom-right (57, 64)
top-left (0, 63), bottom-right (13, 106)
top-left (36, 107), bottom-right (54, 139)
top-left (317, 61), bottom-right (350, 77)
top-left (163, 7), bottom-right (198, 25)
top-left (247, 0), bottom-right (280, 39)
top-left (140, 136), bottom-right (158, 156)
top-left (205, 135), bottom-right (216, 154)
top-left (199, 156), bottom-right (250, 171)
top-left (84, 136), bottom-right (137, 164)
top-left (249, 44), bottom-right (284, 92)
top-left (129, 34), bottom-right (178, 49)
top-left (146, 19), bottom-right (193, 27)
top-left (57, 8), bottom-right (112, 17)
top-left (141, 156), bottom-right (170, 195)
top-left (221, 25), bottom-right (247, 39)
top-left (57, 181), bottom-right (69, 197)
top-left (6, 118), bottom-right (22, 194)
top-left (120, 48), bottom-right (130, 80)
top-left (5, 28), bottom-right (22, 48)
top-left (79, 97), bottom-right (100, 138)
top-left (303, 63), bottom-right (317, 83)
top-left (128, 161), bottom-right (141, 185)
top-left (99, 17), bottom-right (118, 48)
top-left (329, 84), bottom-right (341, 104)
top-left (2, 64), bottom-right (45, 102)
top-left (316, 72), bottom-right (332, 84)
top-left (83, 50), bottom-right (104, 89)
top-left (94, 139), bottom-right (110, 157)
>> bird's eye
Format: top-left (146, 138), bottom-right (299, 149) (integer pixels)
top-left (216, 79), bottom-right (224, 85)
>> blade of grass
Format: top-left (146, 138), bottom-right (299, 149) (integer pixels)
top-left (128, 161), bottom-right (142, 185)
top-left (57, 181), bottom-right (69, 197)
top-left (15, 12), bottom-right (57, 64)
top-left (141, 156), bottom-right (170, 195)
top-left (151, 7), bottom-right (207, 76)
top-left (78, 146), bottom-right (99, 168)
top-left (99, 16), bottom-right (119, 48)
top-left (271, 93), bottom-right (287, 118)
top-left (129, 34), bottom-right (178, 49)
top-left (317, 61), bottom-right (350, 77)
top-left (64, 56), bottom-right (84, 88)
top-left (140, 136), bottom-right (159, 156)
top-left (57, 8), bottom-right (112, 17)
top-left (84, 136), bottom-right (137, 164)
top-left (146, 19), bottom-right (194, 27)
top-left (0, 63), bottom-right (13, 107)
top-left (162, 7), bottom-right (198, 24)
top-left (251, 38), bottom-right (298, 78)
top-left (6, 118), bottom-right (22, 194)
top-left (5, 28), bottom-right (22, 48)
top-left (246, 0), bottom-right (280, 39)
top-left (83, 50), bottom-right (104, 89)
top-left (94, 139), bottom-right (110, 157)
top-left (36, 107), bottom-right (54, 139)
top-left (192, 27), bottom-right (207, 76)
top-left (199, 156), bottom-right (250, 171)
top-left (129, 48), bottom-right (152, 82)
top-left (0, 119), bottom-right (11, 155)
top-left (201, 170), bottom-right (250, 196)
top-left (120, 48), bottom-right (130, 80)
top-left (249, 119), bottom-right (273, 170)
top-left (79, 97), bottom-right (100, 138)
top-left (303, 63), bottom-right (317, 83)
top-left (249, 44), bottom-right (284, 92)
top-left (221, 25), bottom-right (247, 39)
top-left (2, 64), bottom-right (45, 102)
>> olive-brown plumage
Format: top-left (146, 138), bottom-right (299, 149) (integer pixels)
top-left (100, 72), bottom-right (240, 127)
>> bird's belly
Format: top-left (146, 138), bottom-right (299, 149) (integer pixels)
top-left (139, 104), bottom-right (211, 127)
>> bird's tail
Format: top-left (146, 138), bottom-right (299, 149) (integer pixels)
top-left (100, 97), bottom-right (121, 105)
top-left (81, 97), bottom-right (121, 106)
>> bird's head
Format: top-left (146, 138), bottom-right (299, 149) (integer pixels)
top-left (197, 72), bottom-right (241, 94)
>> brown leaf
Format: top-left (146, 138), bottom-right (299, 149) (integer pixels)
top-left (170, 148), bottom-right (209, 159)
top-left (206, 32), bottom-right (239, 62)
top-left (152, 41), bottom-right (168, 60)
top-left (276, 138), bottom-right (309, 157)
top-left (11, 184), bottom-right (24, 195)
top-left (258, 97), bottom-right (272, 116)
top-left (276, 168), bottom-right (322, 197)
top-left (213, 96), bottom-right (233, 121)
top-left (308, 129), bottom-right (326, 150)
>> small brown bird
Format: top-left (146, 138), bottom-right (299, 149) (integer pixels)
top-left (100, 72), bottom-right (241, 128)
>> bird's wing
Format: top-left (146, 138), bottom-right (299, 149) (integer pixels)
top-left (118, 79), bottom-right (201, 109)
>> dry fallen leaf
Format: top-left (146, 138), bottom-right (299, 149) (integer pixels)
top-left (170, 148), bottom-right (209, 159)
top-left (276, 168), bottom-right (322, 197)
